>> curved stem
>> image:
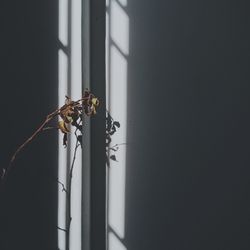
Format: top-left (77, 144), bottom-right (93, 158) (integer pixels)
top-left (1, 109), bottom-right (60, 182)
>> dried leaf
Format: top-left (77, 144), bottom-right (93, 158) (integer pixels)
top-left (109, 130), bottom-right (116, 135)
top-left (106, 115), bottom-right (112, 131)
top-left (77, 135), bottom-right (82, 147)
top-left (63, 133), bottom-right (68, 147)
top-left (110, 155), bottom-right (117, 161)
top-left (91, 97), bottom-right (99, 106)
top-left (113, 121), bottom-right (120, 128)
top-left (58, 121), bottom-right (70, 134)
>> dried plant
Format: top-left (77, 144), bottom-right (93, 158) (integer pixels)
top-left (0, 89), bottom-right (120, 250)
top-left (1, 89), bottom-right (100, 182)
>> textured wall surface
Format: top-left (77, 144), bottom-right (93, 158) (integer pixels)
top-left (124, 1), bottom-right (250, 249)
top-left (0, 1), bottom-right (58, 249)
top-left (1, 1), bottom-right (250, 250)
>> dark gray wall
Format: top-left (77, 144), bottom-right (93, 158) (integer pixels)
top-left (125, 1), bottom-right (250, 249)
top-left (0, 1), bottom-right (58, 249)
top-left (1, 1), bottom-right (250, 250)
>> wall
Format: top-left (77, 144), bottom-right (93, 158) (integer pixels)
top-left (0, 1), bottom-right (58, 249)
top-left (109, 0), bottom-right (250, 250)
top-left (1, 1), bottom-right (250, 250)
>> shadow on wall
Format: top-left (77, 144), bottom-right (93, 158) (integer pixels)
top-left (109, 0), bottom-right (250, 250)
top-left (0, 1), bottom-right (58, 250)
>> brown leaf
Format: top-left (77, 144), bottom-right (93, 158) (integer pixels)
top-left (58, 121), bottom-right (70, 133)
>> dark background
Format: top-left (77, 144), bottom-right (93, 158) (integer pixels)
top-left (1, 0), bottom-right (250, 250)
top-left (125, 0), bottom-right (250, 250)
top-left (0, 0), bottom-right (58, 249)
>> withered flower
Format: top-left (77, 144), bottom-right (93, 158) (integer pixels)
top-left (2, 90), bottom-right (100, 180)
top-left (57, 90), bottom-right (100, 146)
top-left (82, 90), bottom-right (100, 115)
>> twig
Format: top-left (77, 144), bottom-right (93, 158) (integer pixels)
top-left (43, 126), bottom-right (58, 131)
top-left (57, 179), bottom-right (68, 194)
top-left (1, 91), bottom-right (99, 183)
top-left (1, 109), bottom-right (60, 182)
top-left (65, 129), bottom-right (81, 250)
top-left (57, 226), bottom-right (68, 233)
top-left (108, 143), bottom-right (127, 150)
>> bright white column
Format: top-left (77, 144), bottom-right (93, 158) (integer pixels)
top-left (58, 0), bottom-right (69, 247)
top-left (69, 0), bottom-right (82, 249)
top-left (107, 1), bottom-right (129, 250)
top-left (59, 0), bottom-right (68, 47)
top-left (58, 49), bottom-right (68, 250)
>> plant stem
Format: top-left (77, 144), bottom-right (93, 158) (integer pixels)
top-left (65, 131), bottom-right (80, 250)
top-left (1, 109), bottom-right (60, 182)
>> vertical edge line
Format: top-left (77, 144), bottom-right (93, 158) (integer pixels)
top-left (90, 0), bottom-right (106, 249)
top-left (66, 0), bottom-right (72, 249)
top-left (82, 0), bottom-right (91, 249)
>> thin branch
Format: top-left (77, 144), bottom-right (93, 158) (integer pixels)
top-left (108, 143), bottom-right (127, 150)
top-left (69, 143), bottom-right (80, 179)
top-left (57, 179), bottom-right (68, 194)
top-left (1, 92), bottom-right (98, 183)
top-left (1, 109), bottom-right (60, 182)
top-left (66, 129), bottom-right (81, 250)
top-left (57, 226), bottom-right (68, 233)
top-left (43, 126), bottom-right (58, 131)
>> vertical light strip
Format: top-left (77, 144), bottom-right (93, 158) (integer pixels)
top-left (58, 0), bottom-right (69, 248)
top-left (69, 0), bottom-right (82, 249)
top-left (106, 0), bottom-right (110, 109)
top-left (107, 0), bottom-right (129, 249)
top-left (108, 45), bottom-right (127, 239)
top-left (106, 5), bottom-right (110, 249)
top-left (110, 1), bottom-right (129, 55)
top-left (59, 0), bottom-right (69, 46)
top-left (58, 49), bottom-right (68, 250)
